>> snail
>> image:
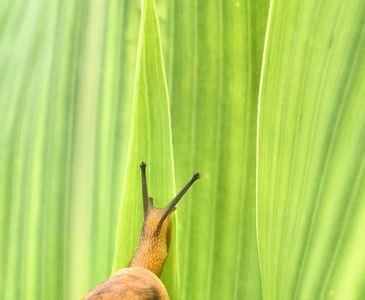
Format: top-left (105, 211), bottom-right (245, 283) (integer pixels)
top-left (84, 162), bottom-right (200, 300)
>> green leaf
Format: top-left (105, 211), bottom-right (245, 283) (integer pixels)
top-left (166, 0), bottom-right (269, 298)
top-left (111, 0), bottom-right (177, 296)
top-left (257, 0), bottom-right (365, 299)
top-left (0, 0), bottom-right (138, 298)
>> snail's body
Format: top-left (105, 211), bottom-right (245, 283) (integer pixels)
top-left (130, 209), bottom-right (172, 277)
top-left (83, 267), bottom-right (169, 300)
top-left (84, 163), bottom-right (199, 300)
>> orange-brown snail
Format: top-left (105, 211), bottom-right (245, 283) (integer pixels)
top-left (84, 162), bottom-right (200, 300)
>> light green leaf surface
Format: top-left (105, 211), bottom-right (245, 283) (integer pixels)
top-left (166, 0), bottom-right (269, 298)
top-left (257, 0), bottom-right (365, 299)
top-left (112, 0), bottom-right (178, 297)
top-left (0, 0), bottom-right (138, 298)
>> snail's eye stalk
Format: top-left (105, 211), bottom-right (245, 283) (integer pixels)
top-left (157, 172), bottom-right (200, 231)
top-left (140, 162), bottom-right (153, 219)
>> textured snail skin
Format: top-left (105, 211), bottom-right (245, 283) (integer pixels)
top-left (129, 209), bottom-right (172, 277)
top-left (83, 267), bottom-right (169, 300)
top-left (82, 209), bottom-right (172, 300)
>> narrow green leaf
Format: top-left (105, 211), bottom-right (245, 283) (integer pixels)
top-left (257, 0), bottom-right (365, 299)
top-left (112, 0), bottom-right (177, 296)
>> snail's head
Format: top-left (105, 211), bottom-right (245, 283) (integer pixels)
top-left (141, 170), bottom-right (200, 249)
top-left (130, 163), bottom-right (199, 276)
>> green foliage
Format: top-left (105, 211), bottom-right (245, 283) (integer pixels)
top-left (168, 0), bottom-right (268, 298)
top-left (257, 0), bottom-right (365, 299)
top-left (0, 0), bottom-right (138, 298)
top-left (1, 0), bottom-right (365, 299)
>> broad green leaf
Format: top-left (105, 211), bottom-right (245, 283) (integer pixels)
top-left (112, 0), bottom-right (177, 297)
top-left (0, 0), bottom-right (138, 298)
top-left (257, 0), bottom-right (365, 299)
top-left (166, 0), bottom-right (269, 299)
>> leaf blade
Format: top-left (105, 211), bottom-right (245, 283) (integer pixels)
top-left (257, 0), bottom-right (365, 298)
top-left (166, 0), bottom-right (269, 298)
top-left (112, 0), bottom-right (177, 295)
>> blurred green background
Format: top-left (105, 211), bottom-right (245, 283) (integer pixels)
top-left (1, 0), bottom-right (365, 299)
